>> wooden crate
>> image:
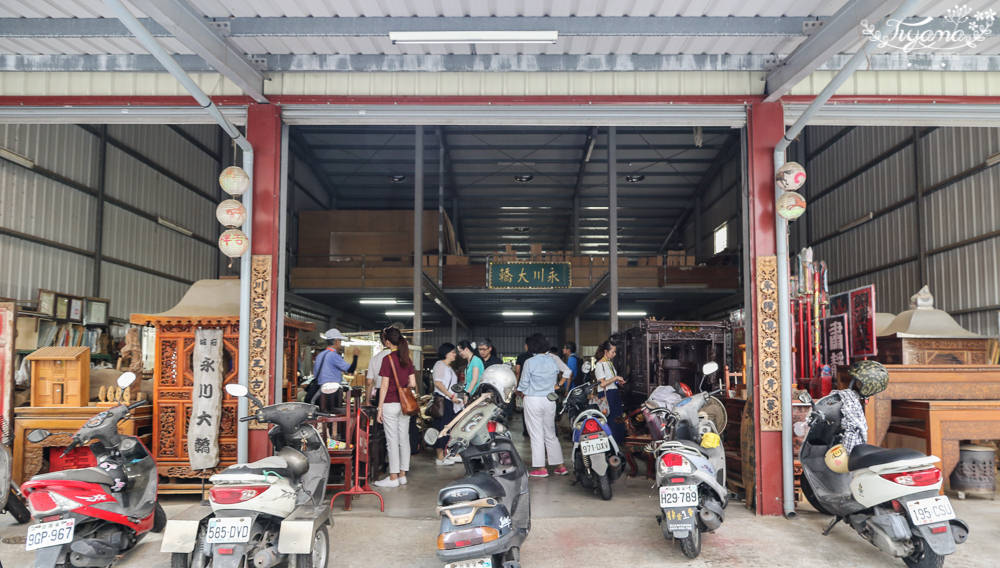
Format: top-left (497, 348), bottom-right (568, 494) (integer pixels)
top-left (443, 265), bottom-right (486, 288)
top-left (27, 346), bottom-right (90, 407)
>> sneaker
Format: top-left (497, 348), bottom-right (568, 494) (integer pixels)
top-left (528, 468), bottom-right (549, 478)
top-left (552, 465), bottom-right (569, 476)
top-left (398, 476), bottom-right (408, 485)
top-left (374, 477), bottom-right (400, 488)
top-left (445, 456), bottom-right (461, 465)
top-left (435, 459), bottom-right (448, 466)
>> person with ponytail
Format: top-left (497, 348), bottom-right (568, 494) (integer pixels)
top-left (594, 339), bottom-right (626, 445)
top-left (375, 327), bottom-right (417, 488)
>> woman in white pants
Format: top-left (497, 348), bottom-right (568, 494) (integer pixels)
top-left (375, 328), bottom-right (417, 488)
top-left (517, 334), bottom-right (567, 478)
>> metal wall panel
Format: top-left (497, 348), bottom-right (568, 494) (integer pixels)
top-left (0, 72), bottom-right (245, 97)
top-left (108, 124), bottom-right (219, 194)
top-left (175, 125), bottom-right (220, 154)
top-left (927, 237), bottom-right (1000, 314)
top-left (99, 261), bottom-right (190, 321)
top-left (920, 127), bottom-right (1000, 189)
top-left (955, 312), bottom-right (1000, 340)
top-left (102, 204), bottom-right (216, 284)
top-left (0, 234), bottom-right (93, 302)
top-left (829, 259), bottom-right (920, 315)
top-left (923, 168), bottom-right (1000, 251)
top-left (0, 159), bottom-right (96, 250)
top-left (788, 70), bottom-right (1000, 97)
top-left (813, 204), bottom-right (918, 282)
top-left (0, 123), bottom-right (98, 188)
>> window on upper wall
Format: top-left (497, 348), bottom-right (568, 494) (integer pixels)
top-left (713, 222), bottom-right (728, 255)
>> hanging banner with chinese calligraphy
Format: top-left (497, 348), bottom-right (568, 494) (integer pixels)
top-left (488, 262), bottom-right (571, 289)
top-left (249, 255), bottom-right (272, 429)
top-left (829, 284), bottom-right (877, 359)
top-left (188, 328), bottom-right (223, 470)
top-left (821, 314), bottom-right (850, 369)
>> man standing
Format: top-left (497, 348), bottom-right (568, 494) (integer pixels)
top-left (313, 328), bottom-right (358, 434)
top-left (563, 342), bottom-right (581, 389)
top-left (366, 327), bottom-right (392, 404)
top-left (477, 338), bottom-right (503, 368)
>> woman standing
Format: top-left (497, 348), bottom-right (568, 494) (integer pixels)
top-left (375, 328), bottom-right (417, 488)
top-left (594, 339), bottom-right (626, 446)
top-left (457, 340), bottom-right (485, 397)
top-left (517, 334), bottom-right (567, 478)
top-left (432, 343), bottom-right (463, 465)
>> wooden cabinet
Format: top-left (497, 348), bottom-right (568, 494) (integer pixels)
top-left (27, 346), bottom-right (90, 407)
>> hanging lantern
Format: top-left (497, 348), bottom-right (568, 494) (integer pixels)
top-left (777, 191), bottom-right (807, 220)
top-left (218, 228), bottom-right (249, 258)
top-left (775, 161), bottom-right (807, 191)
top-left (216, 199), bottom-right (247, 228)
top-left (219, 165), bottom-right (250, 196)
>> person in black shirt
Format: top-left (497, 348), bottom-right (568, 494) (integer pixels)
top-left (476, 338), bottom-right (503, 368)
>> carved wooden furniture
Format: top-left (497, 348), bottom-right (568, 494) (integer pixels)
top-left (878, 337), bottom-right (992, 365)
top-left (27, 346), bottom-right (91, 407)
top-left (865, 365), bottom-right (1000, 448)
top-left (12, 405), bottom-right (152, 484)
top-left (888, 400), bottom-right (1000, 490)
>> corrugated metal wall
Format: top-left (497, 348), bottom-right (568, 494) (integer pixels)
top-left (0, 123), bottom-right (224, 320)
top-left (682, 153), bottom-right (742, 257)
top-left (795, 125), bottom-right (1000, 337)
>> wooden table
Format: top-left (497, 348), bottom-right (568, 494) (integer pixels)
top-left (865, 365), bottom-right (1000, 447)
top-left (888, 400), bottom-right (1000, 489)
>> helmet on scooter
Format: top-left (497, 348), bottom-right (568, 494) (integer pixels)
top-left (847, 360), bottom-right (889, 398)
top-left (824, 444), bottom-right (850, 473)
top-left (480, 364), bottom-right (517, 403)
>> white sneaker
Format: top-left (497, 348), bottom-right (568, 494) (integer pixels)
top-left (445, 456), bottom-right (460, 465)
top-left (435, 459), bottom-right (448, 466)
top-left (398, 476), bottom-right (408, 485)
top-left (374, 477), bottom-right (399, 488)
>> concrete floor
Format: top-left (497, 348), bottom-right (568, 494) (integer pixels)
top-left (2, 419), bottom-right (997, 567)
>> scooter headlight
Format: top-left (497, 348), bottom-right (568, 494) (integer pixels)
top-left (437, 526), bottom-right (500, 550)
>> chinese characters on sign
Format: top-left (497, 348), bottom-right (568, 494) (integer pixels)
top-left (248, 255), bottom-right (272, 429)
top-left (830, 285), bottom-right (878, 359)
top-left (188, 328), bottom-right (223, 470)
top-left (822, 314), bottom-right (851, 368)
top-left (488, 262), bottom-right (571, 289)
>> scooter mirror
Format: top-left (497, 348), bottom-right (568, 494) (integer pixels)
top-left (797, 391), bottom-right (814, 405)
top-left (581, 361), bottom-right (593, 374)
top-left (702, 361), bottom-right (719, 376)
top-left (546, 392), bottom-right (559, 402)
top-left (27, 429), bottom-right (52, 443)
top-left (320, 382), bottom-right (341, 394)
top-left (225, 384), bottom-right (249, 398)
top-left (116, 372), bottom-right (137, 390)
top-left (424, 428), bottom-right (440, 446)
top-left (450, 384), bottom-right (465, 394)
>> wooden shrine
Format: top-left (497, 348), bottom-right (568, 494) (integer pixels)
top-left (131, 279), bottom-right (313, 492)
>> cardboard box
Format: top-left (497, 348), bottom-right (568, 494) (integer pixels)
top-left (298, 210), bottom-right (459, 264)
top-left (445, 255), bottom-right (470, 265)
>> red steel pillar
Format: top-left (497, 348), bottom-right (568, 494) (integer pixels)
top-left (746, 102), bottom-right (785, 516)
top-left (246, 103), bottom-right (282, 462)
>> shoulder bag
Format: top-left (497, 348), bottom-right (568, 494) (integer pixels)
top-left (389, 355), bottom-right (420, 416)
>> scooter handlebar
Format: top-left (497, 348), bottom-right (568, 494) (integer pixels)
top-left (239, 415), bottom-right (256, 423)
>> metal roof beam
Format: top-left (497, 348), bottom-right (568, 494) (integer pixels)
top-left (764, 0), bottom-right (897, 102)
top-left (124, 0), bottom-right (267, 103)
top-left (421, 273), bottom-right (469, 330)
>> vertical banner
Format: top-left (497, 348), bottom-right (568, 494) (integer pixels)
top-left (830, 285), bottom-right (877, 359)
top-left (249, 255), bottom-right (272, 429)
top-left (755, 256), bottom-right (782, 431)
top-left (821, 314), bottom-right (850, 368)
top-left (188, 328), bottom-right (223, 470)
top-left (0, 302), bottom-right (14, 444)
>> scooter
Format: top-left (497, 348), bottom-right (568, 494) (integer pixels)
top-left (425, 384), bottom-right (529, 568)
top-left (20, 372), bottom-right (166, 568)
top-left (161, 382), bottom-right (342, 568)
top-left (649, 362), bottom-right (728, 559)
top-left (1, 440), bottom-right (31, 524)
top-left (797, 390), bottom-right (969, 567)
top-left (554, 380), bottom-right (624, 500)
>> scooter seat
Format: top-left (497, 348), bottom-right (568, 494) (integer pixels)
top-left (438, 472), bottom-right (505, 505)
top-left (224, 456), bottom-right (293, 478)
top-left (32, 467), bottom-right (117, 486)
top-left (848, 444), bottom-right (926, 471)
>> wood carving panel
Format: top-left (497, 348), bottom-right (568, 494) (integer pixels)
top-left (249, 255), bottom-right (272, 429)
top-left (159, 339), bottom-right (179, 386)
top-left (157, 404), bottom-right (178, 458)
top-left (755, 255), bottom-right (781, 431)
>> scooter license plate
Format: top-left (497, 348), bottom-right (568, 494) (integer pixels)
top-left (25, 518), bottom-right (75, 551)
top-left (581, 436), bottom-right (610, 456)
top-left (206, 517), bottom-right (253, 543)
top-left (444, 557), bottom-right (492, 568)
top-left (662, 507), bottom-right (697, 533)
top-left (906, 496), bottom-right (956, 526)
top-left (659, 485), bottom-right (699, 508)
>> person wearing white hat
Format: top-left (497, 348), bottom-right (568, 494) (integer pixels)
top-left (313, 328), bottom-right (359, 416)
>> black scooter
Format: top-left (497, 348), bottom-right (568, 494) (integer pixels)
top-left (425, 385), bottom-right (530, 568)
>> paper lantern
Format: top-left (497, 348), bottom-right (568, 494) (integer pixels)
top-left (216, 199), bottom-right (246, 228)
top-left (777, 191), bottom-right (807, 220)
top-left (775, 161), bottom-right (807, 191)
top-left (218, 229), bottom-right (249, 258)
top-left (219, 166), bottom-right (250, 196)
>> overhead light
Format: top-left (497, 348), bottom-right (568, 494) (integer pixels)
top-left (513, 174), bottom-right (534, 183)
top-left (582, 235), bottom-right (609, 240)
top-left (385, 310), bottom-right (415, 317)
top-left (157, 217), bottom-right (193, 236)
top-left (838, 212), bottom-right (874, 233)
top-left (0, 147), bottom-right (34, 169)
top-left (501, 235), bottom-right (530, 239)
top-left (584, 206), bottom-right (609, 210)
top-left (985, 152), bottom-right (1000, 167)
top-left (360, 299), bottom-right (398, 305)
top-left (625, 174), bottom-right (645, 183)
top-left (618, 311), bottom-right (647, 317)
top-left (502, 311), bottom-right (534, 317)
top-left (390, 174), bottom-right (407, 183)
top-left (583, 136), bottom-right (596, 163)
top-left (500, 206), bottom-right (531, 210)
top-left (389, 31), bottom-right (558, 44)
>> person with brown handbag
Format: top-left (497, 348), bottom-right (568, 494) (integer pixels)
top-left (375, 327), bottom-right (418, 488)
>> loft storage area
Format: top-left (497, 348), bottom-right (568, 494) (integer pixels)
top-left (286, 125), bottom-right (744, 328)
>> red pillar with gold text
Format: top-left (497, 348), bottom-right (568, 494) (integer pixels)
top-left (746, 102), bottom-right (784, 516)
top-left (246, 103), bottom-right (282, 462)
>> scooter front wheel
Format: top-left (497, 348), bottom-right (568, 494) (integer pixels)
top-left (678, 526), bottom-right (702, 559)
top-left (4, 489), bottom-right (31, 524)
top-left (598, 475), bottom-right (613, 501)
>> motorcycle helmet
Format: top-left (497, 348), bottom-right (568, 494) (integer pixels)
top-left (479, 364), bottom-right (517, 403)
top-left (847, 360), bottom-right (889, 398)
top-left (824, 444), bottom-right (849, 473)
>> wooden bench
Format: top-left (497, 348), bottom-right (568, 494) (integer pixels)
top-left (888, 399), bottom-right (1000, 489)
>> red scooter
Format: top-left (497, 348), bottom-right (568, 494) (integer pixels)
top-left (20, 373), bottom-right (165, 568)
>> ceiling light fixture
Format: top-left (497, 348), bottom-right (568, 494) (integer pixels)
top-left (625, 174), bottom-right (645, 183)
top-left (583, 136), bottom-right (596, 163)
top-left (500, 206), bottom-right (531, 210)
top-left (501, 235), bottom-right (531, 239)
top-left (502, 311), bottom-right (534, 317)
top-left (385, 310), bottom-right (415, 317)
top-left (389, 31), bottom-right (558, 44)
top-left (584, 206), bottom-right (609, 210)
top-left (618, 310), bottom-right (648, 317)
top-left (0, 147), bottom-right (35, 169)
top-left (390, 174), bottom-right (407, 183)
top-left (513, 174), bottom-right (534, 183)
top-left (157, 217), bottom-right (193, 236)
top-left (359, 299), bottom-right (398, 305)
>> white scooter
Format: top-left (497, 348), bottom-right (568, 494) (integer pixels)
top-left (162, 382), bottom-right (342, 568)
top-left (798, 390), bottom-right (969, 567)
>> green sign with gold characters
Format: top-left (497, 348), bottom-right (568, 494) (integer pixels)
top-left (488, 262), bottom-right (571, 289)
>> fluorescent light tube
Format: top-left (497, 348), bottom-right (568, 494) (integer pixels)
top-left (838, 212), bottom-right (874, 233)
top-left (360, 299), bottom-right (398, 305)
top-left (385, 310), bottom-right (415, 317)
top-left (584, 137), bottom-right (596, 163)
top-left (157, 217), bottom-right (193, 236)
top-left (986, 152), bottom-right (1000, 167)
top-left (0, 147), bottom-right (35, 169)
top-left (502, 311), bottom-right (534, 317)
top-left (618, 311), bottom-right (647, 317)
top-left (389, 31), bottom-right (558, 44)
top-left (584, 206), bottom-right (609, 210)
top-left (500, 206), bottom-right (532, 210)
